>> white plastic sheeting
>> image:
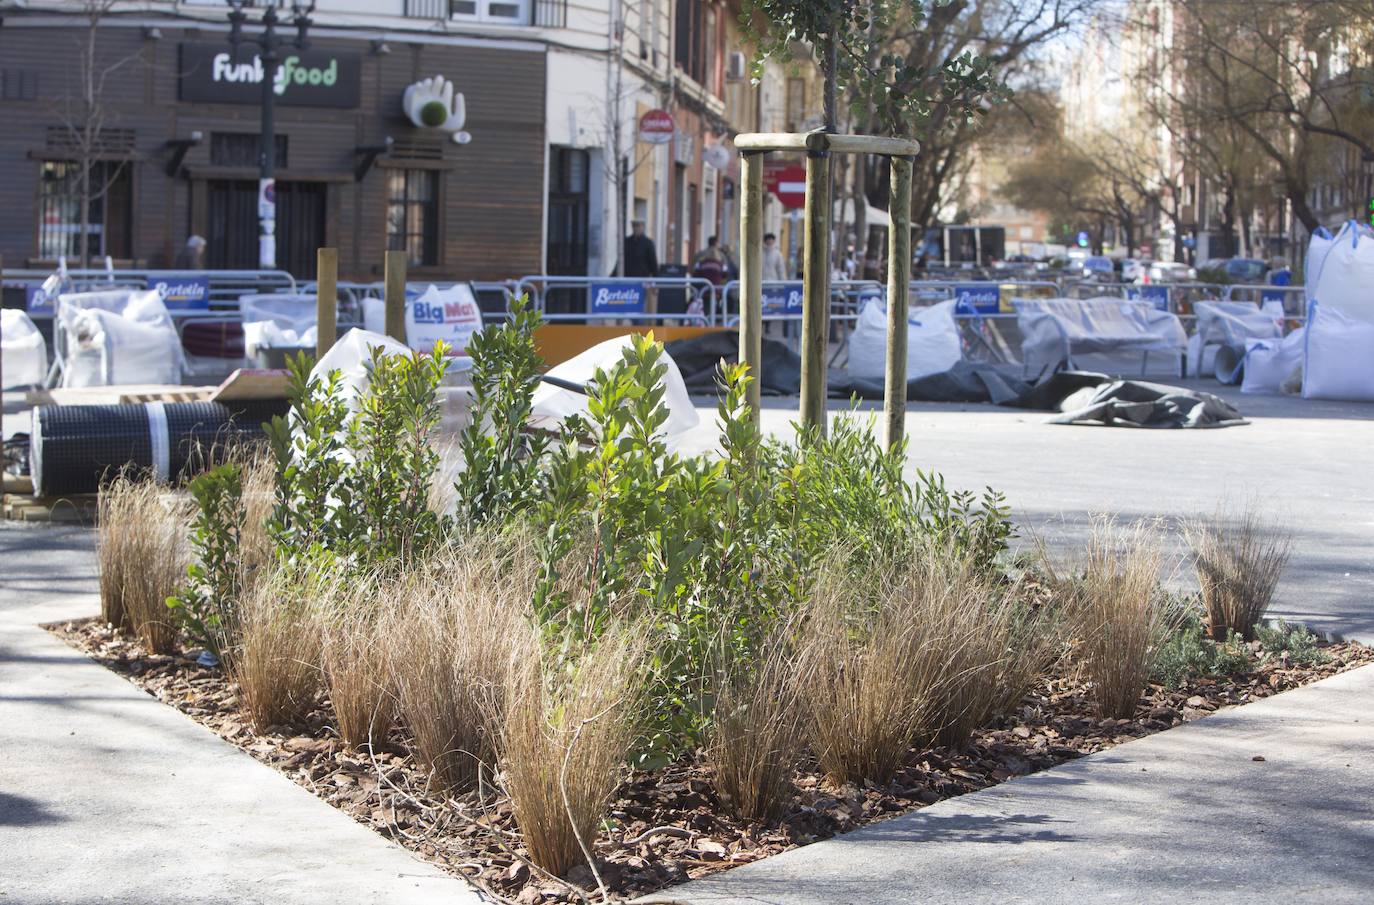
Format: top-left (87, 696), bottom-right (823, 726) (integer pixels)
top-left (240, 293), bottom-right (319, 355)
top-left (58, 288), bottom-right (183, 387)
top-left (361, 283), bottom-right (484, 355)
top-left (1241, 328), bottom-right (1305, 396)
top-left (530, 335), bottom-right (700, 437)
top-left (846, 298), bottom-right (962, 382)
top-left (1308, 221), bottom-right (1374, 322)
top-left (309, 328), bottom-right (414, 411)
top-left (1187, 301), bottom-right (1282, 380)
top-left (1303, 303), bottom-right (1374, 402)
top-left (1013, 297), bottom-right (1187, 379)
top-left (1, 308), bottom-right (48, 388)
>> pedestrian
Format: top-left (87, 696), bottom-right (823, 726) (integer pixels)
top-left (174, 234), bottom-right (206, 270)
top-left (692, 235), bottom-right (727, 287)
top-left (622, 220), bottom-right (659, 277)
top-left (762, 232), bottom-right (786, 281)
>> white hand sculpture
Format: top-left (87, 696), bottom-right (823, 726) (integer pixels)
top-left (402, 75), bottom-right (472, 144)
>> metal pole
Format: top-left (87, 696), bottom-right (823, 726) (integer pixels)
top-left (258, 7), bottom-right (279, 270)
top-left (738, 151), bottom-right (764, 420)
top-left (883, 156), bottom-right (913, 452)
top-left (799, 147), bottom-right (831, 431)
top-left (315, 247), bottom-right (337, 359)
top-left (384, 249), bottom-right (407, 342)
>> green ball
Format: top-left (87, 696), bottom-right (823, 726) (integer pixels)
top-left (419, 100), bottom-right (448, 127)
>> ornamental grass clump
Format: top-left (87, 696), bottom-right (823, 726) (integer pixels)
top-left (318, 575), bottom-right (395, 750)
top-left (708, 620), bottom-right (809, 822)
top-left (97, 473), bottom-right (190, 653)
top-left (384, 538), bottom-right (535, 791)
top-left (230, 563), bottom-right (325, 731)
top-left (1059, 518), bottom-right (1171, 719)
top-left (494, 620), bottom-right (649, 879)
top-left (1187, 506), bottom-right (1292, 641)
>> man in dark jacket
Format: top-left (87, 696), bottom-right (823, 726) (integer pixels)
top-left (623, 220), bottom-right (659, 277)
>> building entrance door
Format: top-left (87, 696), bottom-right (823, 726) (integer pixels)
top-left (206, 179), bottom-right (326, 278)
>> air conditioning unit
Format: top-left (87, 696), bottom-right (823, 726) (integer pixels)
top-left (726, 51), bottom-right (747, 82)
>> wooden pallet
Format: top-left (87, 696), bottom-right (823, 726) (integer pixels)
top-left (2, 492), bottom-right (98, 523)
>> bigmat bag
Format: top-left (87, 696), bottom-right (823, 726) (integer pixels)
top-left (1303, 302), bottom-right (1374, 402)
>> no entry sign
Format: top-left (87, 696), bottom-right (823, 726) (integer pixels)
top-left (638, 109), bottom-right (674, 145)
top-left (767, 164), bottom-right (807, 210)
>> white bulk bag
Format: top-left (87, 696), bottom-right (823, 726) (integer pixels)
top-left (1310, 221), bottom-right (1374, 321)
top-left (60, 289), bottom-right (183, 387)
top-left (309, 327), bottom-right (415, 412)
top-left (361, 284), bottom-right (484, 355)
top-left (1241, 328), bottom-right (1305, 396)
top-left (1303, 303), bottom-right (1374, 402)
top-left (847, 298), bottom-right (962, 382)
top-left (1187, 301), bottom-right (1282, 380)
top-left (1, 308), bottom-right (48, 388)
top-left (531, 335), bottom-right (699, 437)
top-left (1303, 226), bottom-right (1335, 304)
top-left (240, 293), bottom-right (319, 355)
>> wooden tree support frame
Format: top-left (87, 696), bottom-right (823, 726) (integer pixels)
top-left (735, 132), bottom-right (920, 449)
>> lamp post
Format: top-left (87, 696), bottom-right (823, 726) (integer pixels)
top-left (227, 0), bottom-right (315, 270)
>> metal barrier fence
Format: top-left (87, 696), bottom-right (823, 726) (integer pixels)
top-left (3, 268), bottom-right (298, 320)
top-left (513, 275), bottom-right (720, 325)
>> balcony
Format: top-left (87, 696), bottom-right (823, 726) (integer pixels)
top-left (403, 0), bottom-right (567, 27)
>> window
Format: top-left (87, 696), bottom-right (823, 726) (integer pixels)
top-left (449, 0), bottom-right (530, 24)
top-left (211, 132), bottom-right (289, 168)
top-left (386, 169), bottom-right (439, 267)
top-left (702, 7), bottom-right (717, 93)
top-left (786, 77), bottom-right (806, 132)
top-left (37, 160), bottom-right (132, 261)
top-left (547, 146), bottom-right (590, 275)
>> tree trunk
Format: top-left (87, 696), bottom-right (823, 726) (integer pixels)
top-left (821, 34), bottom-right (837, 133)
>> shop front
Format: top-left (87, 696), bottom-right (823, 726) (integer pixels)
top-left (0, 19), bottom-right (547, 283)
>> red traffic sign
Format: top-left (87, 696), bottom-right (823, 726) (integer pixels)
top-left (769, 164), bottom-right (807, 210)
top-left (638, 109), bottom-right (674, 144)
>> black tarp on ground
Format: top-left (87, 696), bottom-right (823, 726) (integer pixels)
top-left (662, 330), bottom-right (1246, 429)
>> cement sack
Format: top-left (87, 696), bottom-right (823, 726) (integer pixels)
top-left (1303, 303), bottom-right (1374, 401)
top-left (361, 283), bottom-right (483, 355)
top-left (1, 308), bottom-right (48, 388)
top-left (60, 289), bottom-right (183, 387)
top-left (846, 298), bottom-right (961, 381)
top-left (1310, 221), bottom-right (1374, 321)
top-left (531, 335), bottom-right (699, 437)
top-left (1241, 328), bottom-right (1304, 396)
top-left (1187, 301), bottom-right (1282, 380)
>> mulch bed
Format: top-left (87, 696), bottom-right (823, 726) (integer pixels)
top-left (51, 619), bottom-right (1374, 904)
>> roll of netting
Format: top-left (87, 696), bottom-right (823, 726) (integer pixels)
top-left (30, 399), bottom-right (288, 496)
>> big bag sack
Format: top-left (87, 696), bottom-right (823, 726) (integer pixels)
top-left (1303, 301), bottom-right (1374, 402)
top-left (1310, 221), bottom-right (1374, 322)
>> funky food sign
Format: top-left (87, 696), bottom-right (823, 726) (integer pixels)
top-left (179, 43), bottom-right (361, 108)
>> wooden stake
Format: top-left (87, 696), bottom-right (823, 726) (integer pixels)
top-left (738, 151), bottom-right (764, 421)
top-left (315, 247), bottom-right (337, 360)
top-left (383, 249), bottom-right (406, 343)
top-left (800, 150), bottom-right (831, 431)
top-left (883, 156), bottom-right (913, 452)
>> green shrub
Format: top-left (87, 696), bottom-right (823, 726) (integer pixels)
top-left (1152, 598), bottom-right (1257, 687)
top-left (1257, 619), bottom-right (1329, 668)
top-left (168, 463), bottom-right (246, 660)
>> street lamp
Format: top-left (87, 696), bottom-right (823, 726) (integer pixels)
top-left (227, 0), bottom-right (316, 270)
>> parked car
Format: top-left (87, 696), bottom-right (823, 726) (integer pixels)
top-left (1082, 255), bottom-right (1117, 281)
top-left (1146, 261), bottom-right (1197, 283)
top-left (1121, 258), bottom-right (1149, 282)
top-left (1199, 257), bottom-right (1269, 283)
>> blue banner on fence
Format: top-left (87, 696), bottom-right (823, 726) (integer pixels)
top-left (954, 284), bottom-right (1000, 314)
top-left (588, 281), bottom-right (646, 314)
top-left (147, 274), bottom-right (211, 310)
top-left (1126, 285), bottom-right (1170, 311)
top-left (25, 282), bottom-right (55, 314)
top-left (762, 282), bottom-right (803, 315)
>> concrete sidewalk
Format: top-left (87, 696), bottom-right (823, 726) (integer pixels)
top-left (642, 663), bottom-right (1374, 905)
top-left (0, 580), bottom-right (482, 904)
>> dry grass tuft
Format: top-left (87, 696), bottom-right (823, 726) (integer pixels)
top-left (230, 566), bottom-right (323, 731)
top-left (318, 575), bottom-right (395, 750)
top-left (384, 537), bottom-right (536, 791)
top-left (1055, 518), bottom-right (1170, 719)
top-left (495, 621), bottom-right (649, 879)
top-left (800, 541), bottom-right (1061, 786)
top-left (708, 621), bottom-right (808, 822)
top-left (97, 474), bottom-right (191, 653)
top-left (1187, 506), bottom-right (1292, 642)
top-left (236, 451), bottom-right (278, 596)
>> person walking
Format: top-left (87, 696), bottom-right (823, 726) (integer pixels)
top-left (692, 235), bottom-right (728, 286)
top-left (174, 235), bottom-right (206, 270)
top-left (761, 232), bottom-right (786, 282)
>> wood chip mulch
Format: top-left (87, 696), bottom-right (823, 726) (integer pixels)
top-left (49, 619), bottom-right (1374, 904)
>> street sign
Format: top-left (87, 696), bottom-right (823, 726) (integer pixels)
top-left (769, 165), bottom-right (807, 210)
top-left (638, 109), bottom-right (674, 145)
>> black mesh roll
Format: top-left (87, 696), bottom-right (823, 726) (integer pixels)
top-left (32, 398), bottom-right (289, 496)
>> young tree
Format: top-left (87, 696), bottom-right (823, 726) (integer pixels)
top-left (51, 0), bottom-right (146, 267)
